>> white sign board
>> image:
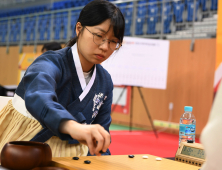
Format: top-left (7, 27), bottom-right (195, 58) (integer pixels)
top-left (102, 36), bottom-right (170, 89)
top-left (112, 87), bottom-right (127, 106)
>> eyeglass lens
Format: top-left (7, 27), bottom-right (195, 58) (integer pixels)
top-left (93, 34), bottom-right (120, 51)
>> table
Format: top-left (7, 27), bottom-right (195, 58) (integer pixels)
top-left (51, 154), bottom-right (200, 170)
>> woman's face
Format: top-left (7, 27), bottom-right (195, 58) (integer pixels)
top-left (76, 19), bottom-right (119, 72)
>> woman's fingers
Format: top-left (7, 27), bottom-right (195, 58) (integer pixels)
top-left (91, 125), bottom-right (111, 155)
top-left (67, 123), bottom-right (111, 156)
top-left (86, 125), bottom-right (111, 156)
top-left (85, 135), bottom-right (95, 156)
top-left (98, 127), bottom-right (111, 152)
top-left (92, 129), bottom-right (104, 155)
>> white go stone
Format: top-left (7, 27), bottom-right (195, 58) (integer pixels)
top-left (142, 156), bottom-right (149, 159)
top-left (156, 157), bottom-right (162, 161)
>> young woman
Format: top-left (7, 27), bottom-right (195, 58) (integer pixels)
top-left (0, 0), bottom-right (125, 157)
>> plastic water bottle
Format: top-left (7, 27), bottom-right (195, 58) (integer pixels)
top-left (179, 106), bottom-right (196, 145)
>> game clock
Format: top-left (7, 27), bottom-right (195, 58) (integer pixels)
top-left (175, 142), bottom-right (205, 167)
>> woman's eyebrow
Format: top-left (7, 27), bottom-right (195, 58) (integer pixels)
top-left (94, 27), bottom-right (118, 40)
top-left (94, 27), bottom-right (107, 33)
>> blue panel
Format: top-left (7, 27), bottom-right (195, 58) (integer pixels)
top-left (164, 4), bottom-right (172, 16)
top-left (138, 0), bottom-right (147, 5)
top-left (117, 1), bottom-right (127, 17)
top-left (211, 0), bottom-right (217, 11)
top-left (0, 22), bottom-right (2, 42)
top-left (64, 0), bottom-right (72, 8)
top-left (53, 2), bottom-right (63, 10)
top-left (1, 21), bottom-right (8, 42)
top-left (10, 20), bottom-right (17, 42)
top-left (45, 14), bottom-right (51, 40)
top-left (24, 17), bottom-right (30, 31)
top-left (69, 0), bottom-right (76, 7)
top-left (74, 0), bottom-right (81, 7)
top-left (80, 0), bottom-right (87, 6)
top-left (163, 18), bottom-right (171, 34)
top-left (173, 1), bottom-right (184, 22)
top-left (148, 4), bottom-right (158, 18)
top-left (26, 17), bottom-right (36, 41)
top-left (125, 7), bottom-right (133, 18)
top-left (135, 17), bottom-right (145, 35)
top-left (137, 5), bottom-right (147, 18)
top-left (16, 19), bottom-right (21, 41)
top-left (38, 15), bottom-right (46, 40)
top-left (26, 28), bottom-right (31, 41)
top-left (119, 5), bottom-right (126, 17)
top-left (31, 16), bottom-right (36, 28)
top-left (62, 12), bottom-right (68, 39)
top-left (40, 6), bottom-right (46, 12)
top-left (54, 13), bottom-right (61, 40)
top-left (29, 7), bottom-right (35, 14)
top-left (147, 16), bottom-right (157, 34)
top-left (60, 1), bottom-right (66, 9)
top-left (187, 1), bottom-right (199, 21)
top-left (71, 10), bottom-right (80, 37)
top-left (163, 4), bottom-right (172, 34)
top-left (124, 17), bottom-right (131, 36)
top-left (200, 0), bottom-right (207, 11)
top-left (52, 2), bottom-right (58, 10)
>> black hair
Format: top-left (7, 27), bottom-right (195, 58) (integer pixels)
top-left (66, 0), bottom-right (125, 47)
top-left (41, 42), bottom-right (62, 52)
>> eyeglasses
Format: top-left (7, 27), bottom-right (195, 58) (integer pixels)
top-left (85, 27), bottom-right (122, 51)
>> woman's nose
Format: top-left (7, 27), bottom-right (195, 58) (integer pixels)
top-left (99, 40), bottom-right (109, 51)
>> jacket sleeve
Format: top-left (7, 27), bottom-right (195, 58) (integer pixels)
top-left (88, 78), bottom-right (113, 155)
top-left (23, 51), bottom-right (75, 140)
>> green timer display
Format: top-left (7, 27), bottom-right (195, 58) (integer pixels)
top-left (181, 146), bottom-right (205, 159)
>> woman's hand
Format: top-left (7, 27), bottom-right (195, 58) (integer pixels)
top-left (59, 120), bottom-right (110, 156)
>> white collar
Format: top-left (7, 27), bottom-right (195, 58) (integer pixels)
top-left (71, 44), bottom-right (96, 101)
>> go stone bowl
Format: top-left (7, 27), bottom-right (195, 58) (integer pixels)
top-left (1, 141), bottom-right (52, 170)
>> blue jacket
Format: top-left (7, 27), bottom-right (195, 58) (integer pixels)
top-left (15, 46), bottom-right (113, 155)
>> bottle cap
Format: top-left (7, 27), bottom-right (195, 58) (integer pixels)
top-left (184, 106), bottom-right (193, 112)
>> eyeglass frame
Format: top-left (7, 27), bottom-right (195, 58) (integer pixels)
top-left (84, 27), bottom-right (122, 51)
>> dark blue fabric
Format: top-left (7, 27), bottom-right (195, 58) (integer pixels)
top-left (16, 46), bottom-right (113, 155)
top-left (30, 128), bottom-right (54, 143)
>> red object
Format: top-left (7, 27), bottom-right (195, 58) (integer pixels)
top-left (109, 131), bottom-right (200, 158)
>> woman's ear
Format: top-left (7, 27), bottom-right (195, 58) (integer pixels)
top-left (76, 22), bottom-right (82, 36)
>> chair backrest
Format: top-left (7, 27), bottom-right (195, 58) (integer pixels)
top-left (0, 96), bottom-right (13, 111)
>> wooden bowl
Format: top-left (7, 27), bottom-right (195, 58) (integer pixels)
top-left (32, 167), bottom-right (69, 170)
top-left (1, 141), bottom-right (52, 170)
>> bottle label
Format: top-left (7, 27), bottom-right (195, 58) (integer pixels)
top-left (179, 124), bottom-right (196, 136)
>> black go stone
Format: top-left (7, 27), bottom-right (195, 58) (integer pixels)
top-left (72, 157), bottom-right (79, 160)
top-left (128, 155), bottom-right (134, 158)
top-left (84, 160), bottom-right (91, 164)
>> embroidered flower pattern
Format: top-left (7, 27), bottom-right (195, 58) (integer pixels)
top-left (91, 93), bottom-right (105, 121)
top-left (92, 93), bottom-right (104, 112)
top-left (92, 110), bottom-right (98, 119)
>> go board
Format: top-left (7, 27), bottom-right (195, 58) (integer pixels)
top-left (51, 154), bottom-right (200, 170)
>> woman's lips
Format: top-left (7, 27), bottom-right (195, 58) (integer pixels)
top-left (95, 54), bottom-right (105, 59)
